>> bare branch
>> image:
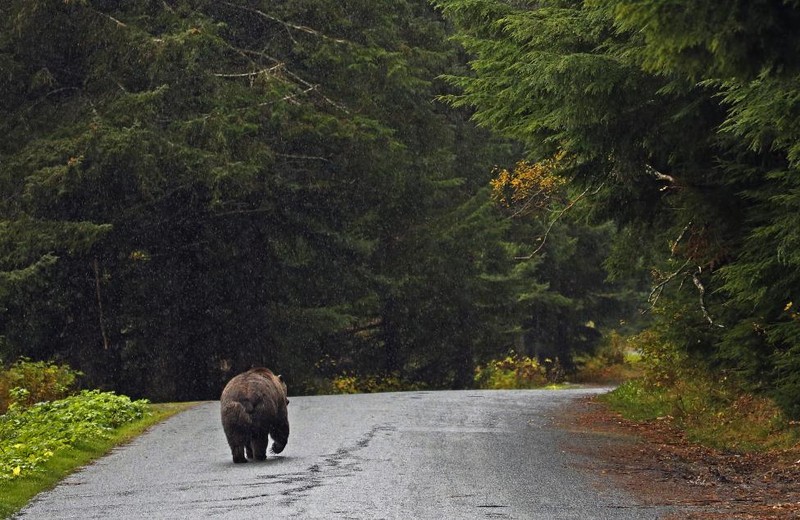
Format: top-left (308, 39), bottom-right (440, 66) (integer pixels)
top-left (515, 184), bottom-right (603, 260)
top-left (507, 188), bottom-right (548, 219)
top-left (217, 35), bottom-right (351, 113)
top-left (265, 85), bottom-right (318, 106)
top-left (93, 258), bottom-right (111, 350)
top-left (647, 258), bottom-right (692, 309)
top-left (671, 221), bottom-right (692, 255)
top-left (646, 164), bottom-right (678, 185)
top-left (278, 69), bottom-right (350, 113)
top-left (643, 221), bottom-right (694, 314)
top-left (87, 7), bottom-right (128, 27)
top-left (212, 65), bottom-right (284, 78)
top-left (228, 47), bottom-right (283, 66)
top-left (692, 268), bottom-right (725, 328)
top-left (274, 153), bottom-right (331, 163)
top-left (219, 1), bottom-right (350, 45)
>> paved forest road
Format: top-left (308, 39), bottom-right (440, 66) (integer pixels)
top-left (15, 389), bottom-right (677, 519)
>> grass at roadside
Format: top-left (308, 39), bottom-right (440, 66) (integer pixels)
top-left (0, 401), bottom-right (198, 519)
top-left (602, 379), bottom-right (800, 453)
top-left (595, 328), bottom-right (800, 454)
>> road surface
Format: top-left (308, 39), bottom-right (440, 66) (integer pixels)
top-left (14, 388), bottom-right (676, 519)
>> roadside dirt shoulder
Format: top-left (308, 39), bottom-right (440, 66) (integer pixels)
top-left (560, 396), bottom-right (800, 519)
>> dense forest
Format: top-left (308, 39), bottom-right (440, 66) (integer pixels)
top-left (0, 0), bottom-right (634, 400)
top-left (436, 0), bottom-right (800, 417)
top-left (3, 0), bottom-right (797, 416)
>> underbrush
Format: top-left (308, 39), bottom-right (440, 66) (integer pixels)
top-left (604, 379), bottom-right (799, 452)
top-left (474, 352), bottom-right (563, 389)
top-left (0, 390), bottom-right (150, 481)
top-left (0, 401), bottom-right (193, 519)
top-left (322, 373), bottom-right (427, 394)
top-left (0, 359), bottom-right (81, 414)
top-left (0, 357), bottom-right (190, 518)
top-left (601, 331), bottom-right (800, 452)
top-left (573, 331), bottom-right (643, 385)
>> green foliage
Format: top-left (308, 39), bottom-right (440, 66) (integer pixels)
top-left (0, 0), bottom-right (523, 399)
top-left (0, 358), bottom-right (81, 414)
top-left (601, 380), bottom-right (673, 422)
top-left (324, 373), bottom-right (427, 394)
top-left (437, 0), bottom-right (800, 417)
top-left (0, 390), bottom-right (149, 481)
top-left (573, 330), bottom-right (643, 384)
top-left (604, 330), bottom-right (799, 452)
top-left (605, 379), bottom-right (799, 453)
top-left (474, 352), bottom-right (550, 389)
top-left (0, 401), bottom-right (194, 519)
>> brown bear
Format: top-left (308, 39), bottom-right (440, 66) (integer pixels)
top-left (220, 367), bottom-right (290, 463)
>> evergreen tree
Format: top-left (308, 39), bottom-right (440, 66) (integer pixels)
top-left (436, 0), bottom-right (800, 414)
top-left (0, 0), bottom-right (522, 397)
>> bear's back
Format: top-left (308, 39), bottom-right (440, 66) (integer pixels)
top-left (221, 368), bottom-right (286, 417)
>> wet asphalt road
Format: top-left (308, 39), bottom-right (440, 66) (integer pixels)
top-left (14, 388), bottom-right (675, 519)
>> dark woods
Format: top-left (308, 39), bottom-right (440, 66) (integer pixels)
top-left (0, 0), bottom-right (637, 400)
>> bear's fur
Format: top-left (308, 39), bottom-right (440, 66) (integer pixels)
top-left (220, 367), bottom-right (290, 463)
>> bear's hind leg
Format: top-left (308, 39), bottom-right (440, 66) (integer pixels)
top-left (252, 438), bottom-right (268, 461)
top-left (231, 445), bottom-right (247, 463)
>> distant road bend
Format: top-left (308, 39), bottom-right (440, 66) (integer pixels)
top-left (15, 389), bottom-right (678, 519)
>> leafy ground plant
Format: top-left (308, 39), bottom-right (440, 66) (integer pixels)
top-left (0, 390), bottom-right (150, 481)
top-left (0, 399), bottom-right (195, 518)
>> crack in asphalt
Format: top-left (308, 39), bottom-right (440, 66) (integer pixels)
top-left (275, 423), bottom-right (396, 507)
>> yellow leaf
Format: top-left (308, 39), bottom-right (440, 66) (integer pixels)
top-left (785, 301), bottom-right (794, 312)
top-left (12, 466), bottom-right (21, 477)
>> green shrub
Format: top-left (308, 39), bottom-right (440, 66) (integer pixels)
top-left (631, 329), bottom-right (690, 389)
top-left (602, 330), bottom-right (800, 452)
top-left (601, 379), bottom-right (673, 421)
top-left (0, 358), bottom-right (82, 413)
top-left (474, 353), bottom-right (550, 389)
top-left (328, 373), bottom-right (426, 394)
top-left (0, 390), bottom-right (150, 480)
top-left (574, 331), bottom-right (644, 384)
